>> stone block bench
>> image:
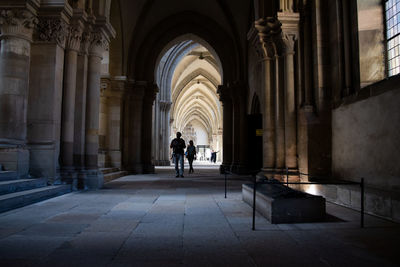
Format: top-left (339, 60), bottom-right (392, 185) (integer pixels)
top-left (242, 182), bottom-right (326, 224)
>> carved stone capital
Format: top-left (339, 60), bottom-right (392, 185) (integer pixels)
top-left (65, 24), bottom-right (83, 51)
top-left (89, 29), bottom-right (108, 58)
top-left (282, 32), bottom-right (296, 55)
top-left (0, 9), bottom-right (38, 41)
top-left (255, 17), bottom-right (282, 59)
top-left (79, 30), bottom-right (91, 55)
top-left (35, 17), bottom-right (68, 48)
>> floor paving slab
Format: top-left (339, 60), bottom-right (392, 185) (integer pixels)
top-left (0, 166), bottom-right (399, 267)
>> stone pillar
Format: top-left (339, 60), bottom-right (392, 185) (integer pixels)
top-left (164, 102), bottom-right (172, 165)
top-left (28, 13), bottom-right (70, 183)
top-left (123, 82), bottom-right (145, 173)
top-left (0, 6), bottom-right (38, 177)
top-left (274, 51), bottom-right (286, 171)
top-left (279, 11), bottom-right (299, 171)
top-left (74, 28), bottom-right (90, 176)
top-left (83, 27), bottom-right (108, 189)
top-left (142, 84), bottom-right (157, 173)
top-left (98, 77), bottom-right (109, 168)
top-left (217, 85), bottom-right (233, 172)
top-left (60, 20), bottom-right (83, 187)
top-left (105, 77), bottom-right (124, 168)
top-left (255, 18), bottom-right (278, 175)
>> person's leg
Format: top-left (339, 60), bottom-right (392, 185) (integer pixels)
top-left (189, 158), bottom-right (193, 173)
top-left (179, 154), bottom-right (184, 176)
top-left (174, 154), bottom-right (179, 177)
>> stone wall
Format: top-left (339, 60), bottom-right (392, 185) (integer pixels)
top-left (331, 81), bottom-right (400, 221)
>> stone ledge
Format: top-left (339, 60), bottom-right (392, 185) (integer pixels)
top-left (242, 183), bottom-right (326, 224)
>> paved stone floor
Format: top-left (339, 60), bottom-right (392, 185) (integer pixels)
top-left (0, 166), bottom-right (399, 267)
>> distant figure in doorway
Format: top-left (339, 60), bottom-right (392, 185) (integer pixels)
top-left (186, 140), bottom-right (197, 174)
top-left (210, 150), bottom-right (219, 163)
top-left (170, 132), bottom-right (186, 177)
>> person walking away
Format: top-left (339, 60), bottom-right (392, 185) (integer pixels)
top-left (186, 140), bottom-right (196, 174)
top-left (170, 132), bottom-right (186, 177)
top-left (211, 151), bottom-right (219, 163)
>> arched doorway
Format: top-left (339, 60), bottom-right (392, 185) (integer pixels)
top-left (153, 38), bottom-right (223, 165)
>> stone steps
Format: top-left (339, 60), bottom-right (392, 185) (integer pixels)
top-left (0, 178), bottom-right (47, 195)
top-left (0, 185), bottom-right (71, 213)
top-left (103, 170), bottom-right (129, 183)
top-left (100, 167), bottom-right (120, 174)
top-left (0, 171), bottom-right (18, 181)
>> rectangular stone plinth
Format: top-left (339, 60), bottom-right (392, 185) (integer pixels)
top-left (242, 183), bottom-right (326, 224)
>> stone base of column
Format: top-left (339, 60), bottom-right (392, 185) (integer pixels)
top-left (153, 160), bottom-right (171, 166)
top-left (29, 143), bottom-right (61, 185)
top-left (230, 163), bottom-right (251, 175)
top-left (125, 163), bottom-right (143, 174)
top-left (81, 169), bottom-right (104, 190)
top-left (60, 168), bottom-right (78, 190)
top-left (0, 145), bottom-right (29, 179)
top-left (142, 163), bottom-right (155, 174)
top-left (258, 167), bottom-right (276, 179)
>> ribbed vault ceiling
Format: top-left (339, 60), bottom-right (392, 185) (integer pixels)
top-left (156, 40), bottom-right (222, 144)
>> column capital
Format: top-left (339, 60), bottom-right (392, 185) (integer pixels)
top-left (0, 8), bottom-right (38, 42)
top-left (65, 12), bottom-right (86, 51)
top-left (34, 17), bottom-right (69, 48)
top-left (255, 17), bottom-right (282, 60)
top-left (88, 27), bottom-right (108, 58)
top-left (87, 15), bottom-right (116, 58)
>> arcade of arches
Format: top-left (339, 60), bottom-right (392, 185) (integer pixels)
top-left (0, 0), bottom-right (399, 222)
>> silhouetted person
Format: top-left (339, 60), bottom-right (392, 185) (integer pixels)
top-left (186, 140), bottom-right (196, 174)
top-left (170, 132), bottom-right (186, 177)
top-left (211, 150), bottom-right (218, 163)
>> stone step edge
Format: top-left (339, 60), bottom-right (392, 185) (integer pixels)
top-left (0, 185), bottom-right (71, 213)
top-left (100, 167), bottom-right (120, 174)
top-left (0, 178), bottom-right (48, 196)
top-left (0, 171), bottom-right (18, 181)
top-left (104, 171), bottom-right (129, 183)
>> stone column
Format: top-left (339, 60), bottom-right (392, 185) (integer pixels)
top-left (106, 77), bottom-right (124, 168)
top-left (142, 84), bottom-right (157, 173)
top-left (255, 18), bottom-right (278, 175)
top-left (0, 6), bottom-right (38, 177)
top-left (83, 28), bottom-right (108, 189)
top-left (164, 102), bottom-right (172, 165)
top-left (73, 28), bottom-right (90, 175)
top-left (217, 85), bottom-right (233, 172)
top-left (282, 33), bottom-right (298, 170)
top-left (274, 50), bottom-right (286, 171)
top-left (277, 12), bottom-right (299, 172)
top-left (60, 21), bottom-right (83, 186)
top-left (122, 81), bottom-right (145, 173)
top-left (98, 77), bottom-right (109, 168)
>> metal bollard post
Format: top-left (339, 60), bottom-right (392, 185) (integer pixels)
top-left (224, 171), bottom-right (227, 199)
top-left (360, 178), bottom-right (364, 228)
top-left (252, 174), bottom-right (257, 231)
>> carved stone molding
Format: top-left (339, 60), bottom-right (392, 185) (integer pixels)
top-left (282, 32), bottom-right (296, 54)
top-left (0, 9), bottom-right (38, 40)
top-left (255, 17), bottom-right (282, 59)
top-left (159, 100), bottom-right (172, 112)
top-left (89, 29), bottom-right (108, 57)
top-left (79, 30), bottom-right (91, 55)
top-left (66, 24), bottom-right (83, 51)
top-left (35, 18), bottom-right (68, 47)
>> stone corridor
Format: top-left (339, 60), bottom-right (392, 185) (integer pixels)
top-left (0, 167), bottom-right (399, 267)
